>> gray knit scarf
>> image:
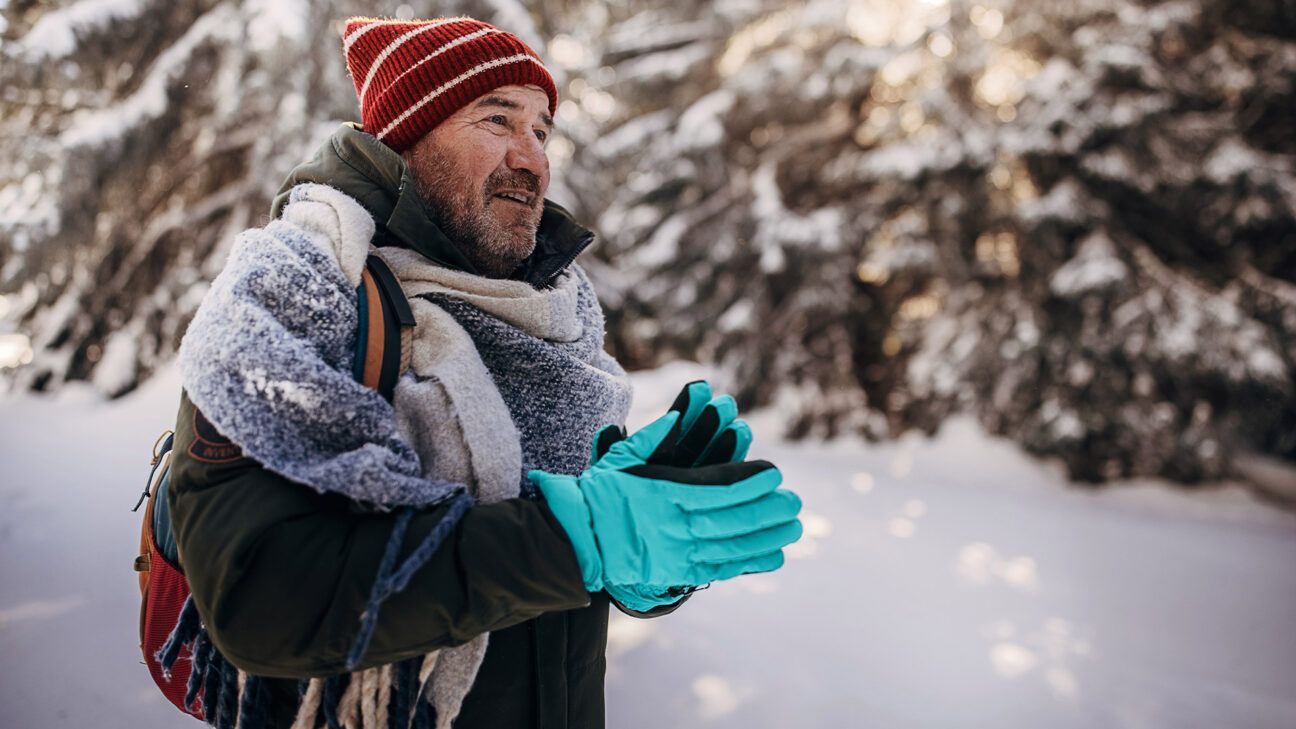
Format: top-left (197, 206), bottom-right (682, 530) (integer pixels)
top-left (174, 183), bottom-right (631, 728)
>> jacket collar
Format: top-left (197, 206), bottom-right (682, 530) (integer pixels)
top-left (271, 123), bottom-right (594, 288)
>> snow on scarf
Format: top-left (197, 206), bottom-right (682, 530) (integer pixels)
top-left (179, 187), bottom-right (455, 509)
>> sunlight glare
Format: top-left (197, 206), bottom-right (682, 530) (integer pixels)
top-left (0, 333), bottom-right (34, 369)
top-left (851, 471), bottom-right (876, 493)
top-left (902, 499), bottom-right (927, 518)
top-left (927, 32), bottom-right (954, 58)
top-left (888, 517), bottom-right (915, 538)
top-left (802, 511), bottom-right (834, 539)
top-left (989, 642), bottom-right (1038, 678)
top-left (606, 611), bottom-right (654, 657)
top-left (1045, 667), bottom-right (1079, 700)
top-left (692, 674), bottom-right (747, 719)
top-left (848, 0), bottom-right (950, 48)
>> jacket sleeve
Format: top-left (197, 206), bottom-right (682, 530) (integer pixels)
top-left (166, 392), bottom-right (592, 679)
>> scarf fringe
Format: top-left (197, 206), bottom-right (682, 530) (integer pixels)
top-left (344, 493), bottom-right (473, 672)
top-left (156, 595), bottom-right (443, 729)
top-left (291, 679), bottom-right (323, 729)
top-left (218, 656), bottom-right (239, 728)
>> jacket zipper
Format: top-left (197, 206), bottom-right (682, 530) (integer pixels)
top-left (542, 232), bottom-right (595, 288)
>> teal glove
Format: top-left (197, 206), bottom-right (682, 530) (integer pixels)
top-left (591, 380), bottom-right (753, 469)
top-left (532, 411), bottom-right (802, 598)
top-left (589, 380), bottom-right (757, 612)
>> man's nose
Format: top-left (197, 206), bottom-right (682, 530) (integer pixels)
top-left (505, 131), bottom-right (549, 180)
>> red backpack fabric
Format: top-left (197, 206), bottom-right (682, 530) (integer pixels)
top-left (134, 431), bottom-right (205, 716)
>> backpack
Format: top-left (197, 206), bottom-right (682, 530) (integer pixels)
top-left (130, 254), bottom-right (414, 719)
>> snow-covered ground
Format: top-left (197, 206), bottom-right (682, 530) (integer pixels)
top-left (2, 362), bottom-right (1294, 729)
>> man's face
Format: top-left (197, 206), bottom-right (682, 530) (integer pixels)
top-left (402, 84), bottom-right (553, 277)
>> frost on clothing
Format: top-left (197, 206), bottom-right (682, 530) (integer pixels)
top-left (178, 184), bottom-right (458, 510)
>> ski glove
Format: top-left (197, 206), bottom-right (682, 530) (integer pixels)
top-left (531, 411), bottom-right (802, 598)
top-left (589, 380), bottom-right (757, 611)
top-left (591, 380), bottom-right (753, 468)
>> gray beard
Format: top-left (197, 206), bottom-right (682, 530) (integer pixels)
top-left (406, 150), bottom-right (540, 278)
top-left (434, 197), bottom-right (538, 278)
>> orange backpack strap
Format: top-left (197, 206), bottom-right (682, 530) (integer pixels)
top-left (134, 430), bottom-right (174, 595)
top-left (354, 255), bottom-right (415, 401)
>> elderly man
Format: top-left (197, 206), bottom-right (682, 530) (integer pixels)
top-left (164, 16), bottom-right (801, 729)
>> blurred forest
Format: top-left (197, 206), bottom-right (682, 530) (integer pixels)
top-left (0, 0), bottom-right (1293, 487)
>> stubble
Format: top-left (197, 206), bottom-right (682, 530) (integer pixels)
top-left (404, 142), bottom-right (543, 278)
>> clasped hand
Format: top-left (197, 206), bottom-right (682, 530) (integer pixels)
top-left (529, 381), bottom-right (803, 612)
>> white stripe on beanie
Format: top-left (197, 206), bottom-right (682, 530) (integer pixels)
top-left (380, 28), bottom-right (502, 104)
top-left (342, 21), bottom-right (381, 55)
top-left (376, 53), bottom-right (546, 142)
top-left (358, 18), bottom-right (465, 105)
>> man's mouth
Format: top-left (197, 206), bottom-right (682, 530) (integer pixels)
top-left (490, 189), bottom-right (536, 207)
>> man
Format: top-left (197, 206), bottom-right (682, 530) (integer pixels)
top-left (165, 16), bottom-right (802, 729)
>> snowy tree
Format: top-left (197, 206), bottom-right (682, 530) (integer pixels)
top-left (0, 0), bottom-right (365, 395)
top-left (558, 0), bottom-right (1296, 485)
top-left (1, 0), bottom-right (1293, 487)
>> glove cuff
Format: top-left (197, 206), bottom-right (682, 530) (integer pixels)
top-left (606, 584), bottom-right (688, 616)
top-left (529, 470), bottom-right (604, 592)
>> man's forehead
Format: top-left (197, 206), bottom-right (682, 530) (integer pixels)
top-left (465, 84), bottom-right (554, 125)
top-left (470, 84), bottom-right (549, 106)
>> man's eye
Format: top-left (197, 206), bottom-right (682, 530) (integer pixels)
top-left (534, 129), bottom-right (548, 142)
top-left (487, 114), bottom-right (508, 126)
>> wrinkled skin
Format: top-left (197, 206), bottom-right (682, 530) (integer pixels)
top-left (402, 84), bottom-right (554, 277)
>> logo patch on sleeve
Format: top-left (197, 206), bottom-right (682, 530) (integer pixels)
top-left (189, 409), bottom-right (250, 464)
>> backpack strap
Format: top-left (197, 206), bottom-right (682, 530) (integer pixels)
top-left (354, 254), bottom-right (416, 402)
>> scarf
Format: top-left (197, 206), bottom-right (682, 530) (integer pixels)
top-left (165, 183), bottom-right (631, 728)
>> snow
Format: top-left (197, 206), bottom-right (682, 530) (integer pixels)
top-left (751, 161), bottom-right (844, 251)
top-left (619, 42), bottom-right (713, 85)
top-left (1018, 178), bottom-right (1089, 226)
top-left (240, 367), bottom-right (323, 411)
top-left (591, 110), bottom-right (675, 159)
top-left (482, 0), bottom-right (544, 54)
top-left (1089, 43), bottom-right (1148, 72)
top-left (244, 0), bottom-right (309, 53)
top-left (12, 0), bottom-right (143, 61)
top-left (90, 325), bottom-right (140, 396)
top-left (632, 213), bottom-right (688, 269)
top-left (717, 299), bottom-right (755, 333)
top-left (1106, 264), bottom-right (1290, 386)
top-left (1049, 231), bottom-right (1129, 298)
top-left (1081, 147), bottom-right (1140, 182)
top-left (1204, 139), bottom-right (1268, 184)
top-left (0, 332), bottom-right (33, 369)
top-left (2, 361), bottom-right (1294, 728)
top-left (674, 90), bottom-right (736, 151)
top-left (57, 4), bottom-right (238, 150)
top-left (605, 18), bottom-right (714, 61)
top-left (0, 170), bottom-right (62, 253)
top-left (858, 131), bottom-right (965, 180)
top-left (863, 239), bottom-right (940, 276)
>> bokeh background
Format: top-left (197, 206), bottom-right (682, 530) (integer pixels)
top-left (1, 1), bottom-right (1294, 728)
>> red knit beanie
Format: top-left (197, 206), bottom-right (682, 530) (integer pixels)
top-left (341, 16), bottom-right (558, 152)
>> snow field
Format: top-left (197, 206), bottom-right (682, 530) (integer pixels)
top-left (1, 362), bottom-right (1294, 728)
